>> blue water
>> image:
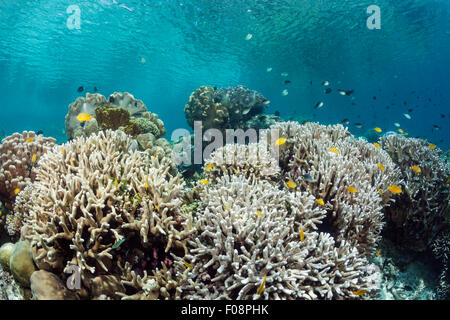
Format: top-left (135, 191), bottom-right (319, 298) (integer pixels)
top-left (0, 0), bottom-right (449, 147)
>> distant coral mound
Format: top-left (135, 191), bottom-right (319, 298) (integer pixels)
top-left (184, 85), bottom-right (275, 131)
top-left (65, 92), bottom-right (166, 140)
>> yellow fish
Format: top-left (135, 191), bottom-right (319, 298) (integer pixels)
top-left (411, 165), bottom-right (421, 173)
top-left (256, 210), bottom-right (263, 218)
top-left (275, 137), bottom-right (287, 146)
top-left (76, 113), bottom-right (92, 122)
top-left (31, 153), bottom-right (37, 163)
top-left (25, 137), bottom-right (34, 143)
top-left (428, 144), bottom-right (436, 150)
top-left (183, 260), bottom-right (193, 270)
top-left (205, 163), bottom-right (215, 171)
top-left (256, 275), bottom-right (267, 295)
top-left (388, 185), bottom-right (402, 194)
top-left (141, 57), bottom-right (146, 63)
top-left (377, 163), bottom-right (385, 171)
top-left (299, 228), bottom-right (304, 242)
top-left (154, 204), bottom-right (159, 211)
top-left (374, 127), bottom-right (382, 133)
top-left (200, 179), bottom-right (209, 185)
top-left (70, 160), bottom-right (75, 166)
top-left (398, 129), bottom-right (404, 134)
top-left (316, 198), bottom-right (325, 206)
top-left (329, 147), bottom-right (340, 154)
top-left (286, 180), bottom-right (297, 188)
top-left (353, 290), bottom-right (367, 296)
top-left (113, 179), bottom-right (119, 190)
top-left (377, 188), bottom-right (383, 195)
top-left (347, 186), bottom-right (358, 193)
top-left (404, 132), bottom-right (409, 136)
top-left (376, 249), bottom-right (381, 256)
top-left (14, 188), bottom-right (20, 195)
top-left (225, 205), bottom-right (230, 211)
top-left (245, 33), bottom-right (253, 40)
top-left (62, 149), bottom-right (65, 155)
top-left (373, 142), bottom-right (381, 149)
top-left (446, 178), bottom-right (450, 184)
top-left (0, 210), bottom-right (2, 217)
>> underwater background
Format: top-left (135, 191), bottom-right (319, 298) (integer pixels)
top-left (0, 0), bottom-right (449, 301)
top-left (0, 0), bottom-right (449, 146)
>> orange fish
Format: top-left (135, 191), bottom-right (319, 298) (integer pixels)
top-left (377, 163), bottom-right (385, 171)
top-left (256, 275), bottom-right (267, 295)
top-left (183, 260), bottom-right (193, 269)
top-left (330, 147), bottom-right (340, 154)
top-left (388, 185), bottom-right (402, 194)
top-left (299, 228), bottom-right (304, 242)
top-left (286, 180), bottom-right (297, 188)
top-left (31, 153), bottom-right (37, 163)
top-left (14, 188), bottom-right (20, 195)
top-left (316, 198), bottom-right (325, 206)
top-left (428, 144), bottom-right (436, 150)
top-left (373, 143), bottom-right (381, 149)
top-left (376, 249), bottom-right (381, 256)
top-left (76, 113), bottom-right (92, 122)
top-left (411, 165), bottom-right (421, 173)
top-left (25, 137), bottom-right (34, 143)
top-left (353, 290), bottom-right (367, 296)
top-left (374, 127), bottom-right (382, 133)
top-left (347, 186), bottom-right (358, 193)
top-left (275, 137), bottom-right (287, 146)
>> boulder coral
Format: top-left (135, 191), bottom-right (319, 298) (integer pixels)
top-left (184, 85), bottom-right (270, 132)
top-left (65, 92), bottom-right (165, 140)
top-left (18, 130), bottom-right (193, 299)
top-left (0, 131), bottom-right (56, 211)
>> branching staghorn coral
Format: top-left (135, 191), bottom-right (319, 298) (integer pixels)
top-left (18, 130), bottom-right (193, 299)
top-left (268, 122), bottom-right (401, 255)
top-left (380, 135), bottom-right (450, 252)
top-left (174, 175), bottom-right (380, 300)
top-left (0, 131), bottom-right (56, 211)
top-left (203, 142), bottom-right (280, 182)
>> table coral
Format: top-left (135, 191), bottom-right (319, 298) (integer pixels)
top-left (0, 131), bottom-right (56, 211)
top-left (18, 130), bottom-right (193, 299)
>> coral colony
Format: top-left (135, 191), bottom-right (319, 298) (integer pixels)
top-left (0, 86), bottom-right (449, 300)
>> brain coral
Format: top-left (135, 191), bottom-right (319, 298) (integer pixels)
top-left (0, 131), bottom-right (56, 211)
top-left (380, 134), bottom-right (450, 252)
top-left (18, 130), bottom-right (193, 299)
top-left (184, 85), bottom-right (270, 131)
top-left (175, 174), bottom-right (380, 300)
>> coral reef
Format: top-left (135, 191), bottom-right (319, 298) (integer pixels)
top-left (203, 142), bottom-right (280, 182)
top-left (380, 135), bottom-right (450, 252)
top-left (184, 85), bottom-right (270, 131)
top-left (431, 232), bottom-right (450, 299)
top-left (269, 121), bottom-right (401, 255)
top-left (0, 264), bottom-right (25, 300)
top-left (65, 92), bottom-right (165, 140)
top-left (0, 131), bottom-right (56, 211)
top-left (18, 130), bottom-right (193, 299)
top-left (176, 174), bottom-right (380, 299)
